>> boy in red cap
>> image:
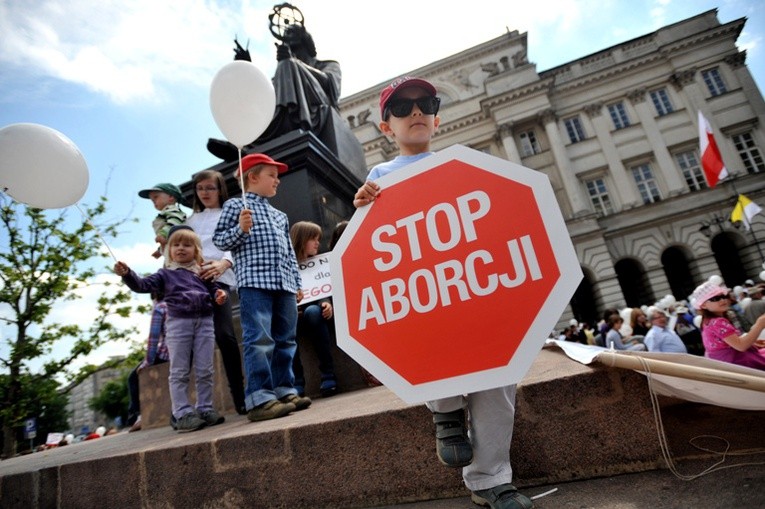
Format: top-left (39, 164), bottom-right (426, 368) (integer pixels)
top-left (354, 77), bottom-right (533, 509)
top-left (213, 153), bottom-right (311, 422)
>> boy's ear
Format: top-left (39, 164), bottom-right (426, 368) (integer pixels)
top-left (379, 120), bottom-right (394, 137)
top-left (434, 115), bottom-right (440, 130)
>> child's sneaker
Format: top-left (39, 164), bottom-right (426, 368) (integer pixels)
top-left (175, 412), bottom-right (207, 433)
top-left (247, 399), bottom-right (295, 422)
top-left (279, 393), bottom-right (312, 410)
top-left (319, 376), bottom-right (338, 397)
top-left (128, 415), bottom-right (142, 432)
top-left (433, 409), bottom-right (473, 468)
top-left (200, 409), bottom-right (225, 426)
top-left (470, 483), bottom-right (533, 509)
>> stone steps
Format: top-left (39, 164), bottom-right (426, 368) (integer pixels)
top-left (1, 347), bottom-right (762, 508)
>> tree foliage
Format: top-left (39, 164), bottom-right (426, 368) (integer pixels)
top-left (0, 194), bottom-right (147, 457)
top-left (89, 372), bottom-right (131, 425)
top-left (89, 349), bottom-right (144, 426)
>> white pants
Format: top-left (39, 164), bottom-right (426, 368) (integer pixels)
top-left (426, 385), bottom-right (517, 491)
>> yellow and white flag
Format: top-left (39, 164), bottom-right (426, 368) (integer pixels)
top-left (730, 194), bottom-right (762, 230)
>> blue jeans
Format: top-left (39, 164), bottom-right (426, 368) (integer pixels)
top-left (238, 288), bottom-right (299, 409)
top-left (293, 303), bottom-right (336, 389)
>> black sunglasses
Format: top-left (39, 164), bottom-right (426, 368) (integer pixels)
top-left (707, 294), bottom-right (729, 302)
top-left (385, 96), bottom-right (441, 118)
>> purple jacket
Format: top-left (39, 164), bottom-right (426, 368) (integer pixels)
top-left (122, 268), bottom-right (220, 318)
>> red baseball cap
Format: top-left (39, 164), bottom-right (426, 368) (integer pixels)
top-left (237, 153), bottom-right (288, 176)
top-left (379, 77), bottom-right (437, 118)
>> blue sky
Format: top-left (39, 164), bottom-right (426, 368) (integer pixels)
top-left (1, 0), bottom-right (764, 371)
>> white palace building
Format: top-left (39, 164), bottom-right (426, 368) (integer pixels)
top-left (338, 9), bottom-right (765, 327)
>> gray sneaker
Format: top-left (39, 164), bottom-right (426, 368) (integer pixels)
top-left (471, 484), bottom-right (533, 509)
top-left (199, 409), bottom-right (225, 426)
top-left (247, 399), bottom-right (296, 422)
top-left (175, 412), bottom-right (207, 433)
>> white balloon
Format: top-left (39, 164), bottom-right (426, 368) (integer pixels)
top-left (663, 294), bottom-right (676, 306)
top-left (760, 270), bottom-right (765, 282)
top-left (693, 315), bottom-right (702, 328)
top-left (708, 275), bottom-right (724, 286)
top-left (0, 123), bottom-right (89, 209)
top-left (210, 61), bottom-right (276, 148)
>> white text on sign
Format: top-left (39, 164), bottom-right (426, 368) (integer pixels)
top-left (358, 191), bottom-right (543, 329)
top-left (371, 190), bottom-right (490, 271)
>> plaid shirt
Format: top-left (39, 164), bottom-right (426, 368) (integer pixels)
top-left (138, 301), bottom-right (169, 369)
top-left (213, 193), bottom-right (301, 293)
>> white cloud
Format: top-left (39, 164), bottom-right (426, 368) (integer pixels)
top-left (0, 0), bottom-right (273, 104)
top-left (0, 0), bottom-right (595, 102)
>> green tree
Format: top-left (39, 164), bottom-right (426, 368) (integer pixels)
top-left (88, 349), bottom-right (143, 426)
top-left (0, 194), bottom-right (147, 458)
top-left (0, 373), bottom-right (71, 451)
top-left (89, 372), bottom-right (130, 425)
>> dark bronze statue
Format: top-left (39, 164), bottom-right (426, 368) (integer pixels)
top-left (208, 3), bottom-right (366, 178)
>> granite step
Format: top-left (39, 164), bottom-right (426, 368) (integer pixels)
top-left (1, 347), bottom-right (763, 508)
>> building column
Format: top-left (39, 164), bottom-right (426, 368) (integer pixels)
top-left (538, 109), bottom-right (590, 217)
top-left (495, 122), bottom-right (522, 164)
top-left (627, 88), bottom-right (686, 196)
top-left (584, 102), bottom-right (640, 208)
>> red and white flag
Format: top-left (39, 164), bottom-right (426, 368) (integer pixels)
top-left (698, 111), bottom-right (728, 188)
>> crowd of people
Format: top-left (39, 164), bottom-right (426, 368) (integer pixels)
top-left (557, 277), bottom-right (765, 370)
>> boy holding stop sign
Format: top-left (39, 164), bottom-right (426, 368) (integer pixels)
top-left (354, 77), bottom-right (533, 509)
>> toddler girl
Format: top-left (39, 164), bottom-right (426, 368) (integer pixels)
top-left (114, 225), bottom-right (227, 432)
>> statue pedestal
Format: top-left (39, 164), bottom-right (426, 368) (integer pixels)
top-left (186, 130), bottom-right (363, 242)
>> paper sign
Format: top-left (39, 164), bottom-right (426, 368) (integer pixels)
top-left (297, 253), bottom-right (333, 305)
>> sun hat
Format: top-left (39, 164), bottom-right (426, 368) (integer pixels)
top-left (237, 153), bottom-right (288, 177)
top-left (138, 183), bottom-right (183, 202)
top-left (690, 281), bottom-right (729, 310)
top-left (379, 77), bottom-right (437, 118)
top-left (646, 306), bottom-right (668, 321)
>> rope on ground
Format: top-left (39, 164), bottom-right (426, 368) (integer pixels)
top-left (634, 354), bottom-right (765, 481)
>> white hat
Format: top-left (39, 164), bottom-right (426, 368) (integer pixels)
top-left (646, 306), bottom-right (668, 321)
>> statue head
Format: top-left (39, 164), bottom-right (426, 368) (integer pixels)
top-left (282, 24), bottom-right (316, 58)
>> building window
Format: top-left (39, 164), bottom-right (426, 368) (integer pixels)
top-left (564, 116), bottom-right (586, 143)
top-left (732, 132), bottom-right (765, 173)
top-left (585, 178), bottom-right (613, 215)
top-left (519, 130), bottom-right (541, 156)
top-left (631, 163), bottom-right (662, 204)
top-left (649, 88), bottom-right (674, 116)
top-left (701, 68), bottom-right (727, 97)
top-left (674, 151), bottom-right (707, 191)
top-left (607, 101), bottom-right (630, 129)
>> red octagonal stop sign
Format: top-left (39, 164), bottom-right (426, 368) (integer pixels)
top-left (330, 145), bottom-right (582, 403)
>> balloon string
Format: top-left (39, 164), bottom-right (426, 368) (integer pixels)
top-left (237, 147), bottom-right (252, 235)
top-left (238, 148), bottom-right (247, 210)
top-left (74, 203), bottom-right (118, 262)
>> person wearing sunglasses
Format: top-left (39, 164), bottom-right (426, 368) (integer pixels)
top-left (353, 77), bottom-right (533, 509)
top-left (692, 281), bottom-right (765, 370)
